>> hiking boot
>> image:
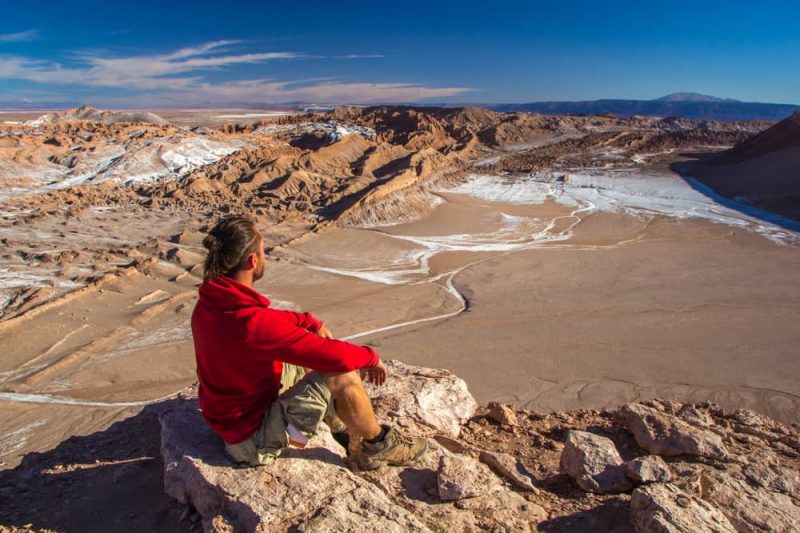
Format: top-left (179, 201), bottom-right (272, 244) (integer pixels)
top-left (358, 425), bottom-right (428, 470)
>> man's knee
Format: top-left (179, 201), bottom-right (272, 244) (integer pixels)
top-left (321, 370), bottom-right (364, 397)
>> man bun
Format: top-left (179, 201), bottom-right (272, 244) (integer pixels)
top-left (201, 216), bottom-right (260, 279)
top-left (202, 234), bottom-right (223, 252)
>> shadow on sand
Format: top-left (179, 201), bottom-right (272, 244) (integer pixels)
top-left (0, 398), bottom-right (194, 533)
top-left (670, 152), bottom-right (800, 233)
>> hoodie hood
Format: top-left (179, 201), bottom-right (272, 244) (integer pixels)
top-left (197, 275), bottom-right (271, 313)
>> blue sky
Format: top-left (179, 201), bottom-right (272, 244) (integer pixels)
top-left (1, 0), bottom-right (798, 107)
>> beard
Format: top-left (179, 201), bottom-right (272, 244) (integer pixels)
top-left (253, 259), bottom-right (265, 281)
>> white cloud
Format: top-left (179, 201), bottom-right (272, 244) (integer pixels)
top-left (334, 54), bottom-right (386, 59)
top-left (135, 79), bottom-right (471, 105)
top-left (0, 30), bottom-right (40, 43)
top-left (0, 41), bottom-right (471, 104)
top-left (0, 41), bottom-right (302, 90)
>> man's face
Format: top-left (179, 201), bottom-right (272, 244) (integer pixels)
top-left (253, 236), bottom-right (266, 281)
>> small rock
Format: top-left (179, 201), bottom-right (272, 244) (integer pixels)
top-left (488, 402), bottom-right (518, 426)
top-left (478, 450), bottom-right (537, 492)
top-left (615, 403), bottom-right (729, 460)
top-left (433, 435), bottom-right (538, 493)
top-left (205, 514), bottom-right (234, 532)
top-left (630, 483), bottom-right (736, 533)
top-left (437, 453), bottom-right (499, 501)
top-left (559, 430), bottom-right (633, 494)
top-left (164, 247), bottom-right (204, 267)
top-left (678, 405), bottom-right (715, 428)
top-left (626, 456), bottom-right (672, 484)
top-left (62, 154), bottom-right (77, 168)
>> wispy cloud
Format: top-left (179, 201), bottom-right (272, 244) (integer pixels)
top-left (0, 29), bottom-right (40, 43)
top-left (334, 54), bottom-right (386, 59)
top-left (0, 41), bottom-right (302, 90)
top-left (0, 41), bottom-right (471, 104)
top-left (182, 79), bottom-right (471, 104)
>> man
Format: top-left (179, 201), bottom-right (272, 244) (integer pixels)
top-left (191, 215), bottom-right (427, 469)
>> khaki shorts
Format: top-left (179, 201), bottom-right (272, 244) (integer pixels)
top-left (224, 363), bottom-right (335, 466)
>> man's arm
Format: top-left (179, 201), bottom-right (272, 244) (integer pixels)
top-left (247, 308), bottom-right (379, 372)
top-left (313, 323), bottom-right (387, 384)
top-left (270, 309), bottom-right (323, 333)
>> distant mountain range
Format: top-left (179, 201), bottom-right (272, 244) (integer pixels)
top-left (485, 93), bottom-right (798, 121)
top-left (4, 93), bottom-right (796, 122)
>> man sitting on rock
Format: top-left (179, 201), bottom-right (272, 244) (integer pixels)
top-left (191, 215), bottom-right (427, 469)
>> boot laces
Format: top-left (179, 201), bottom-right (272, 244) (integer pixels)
top-left (393, 431), bottom-right (415, 448)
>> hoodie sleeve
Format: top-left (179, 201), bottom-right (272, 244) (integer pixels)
top-left (246, 308), bottom-right (379, 372)
top-left (270, 309), bottom-right (323, 333)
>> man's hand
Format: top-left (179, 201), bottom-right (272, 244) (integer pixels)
top-left (360, 360), bottom-right (388, 386)
top-left (316, 324), bottom-right (334, 339)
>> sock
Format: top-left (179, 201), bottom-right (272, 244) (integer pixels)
top-left (366, 426), bottom-right (388, 444)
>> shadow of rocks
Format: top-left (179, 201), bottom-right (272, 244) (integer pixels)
top-left (538, 499), bottom-right (633, 533)
top-left (398, 467), bottom-right (439, 503)
top-left (0, 398), bottom-right (195, 533)
top-left (582, 423), bottom-right (641, 462)
top-left (670, 152), bottom-right (800, 232)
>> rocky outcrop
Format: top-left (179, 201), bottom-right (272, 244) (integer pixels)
top-left (616, 403), bottom-right (729, 460)
top-left (364, 360), bottom-right (477, 438)
top-left (161, 411), bottom-right (428, 531)
top-left (160, 360), bottom-right (547, 532)
top-left (559, 430), bottom-right (633, 494)
top-left (159, 364), bottom-right (800, 532)
top-left (631, 483), bottom-right (736, 533)
top-left (702, 468), bottom-right (800, 532)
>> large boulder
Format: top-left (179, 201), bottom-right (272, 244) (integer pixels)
top-left (630, 483), bottom-right (736, 533)
top-left (160, 360), bottom-right (545, 532)
top-left (559, 430), bottom-right (633, 494)
top-left (161, 399), bottom-right (428, 531)
top-left (364, 360), bottom-right (478, 438)
top-left (616, 403), bottom-right (729, 460)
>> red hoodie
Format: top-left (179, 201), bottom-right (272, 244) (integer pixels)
top-left (191, 276), bottom-right (379, 444)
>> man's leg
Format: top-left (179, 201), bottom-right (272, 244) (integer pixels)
top-left (322, 371), bottom-right (381, 441)
top-left (256, 369), bottom-right (426, 469)
top-left (322, 370), bottom-right (427, 470)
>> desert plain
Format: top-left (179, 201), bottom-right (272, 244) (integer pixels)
top-left (0, 105), bottom-right (798, 530)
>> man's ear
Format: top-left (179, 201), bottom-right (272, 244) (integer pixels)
top-left (245, 253), bottom-right (258, 271)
